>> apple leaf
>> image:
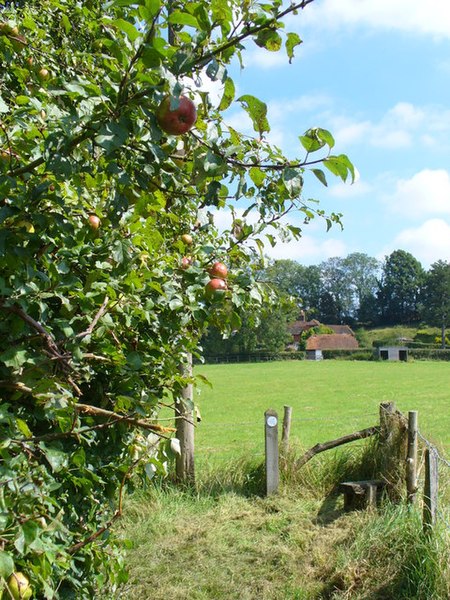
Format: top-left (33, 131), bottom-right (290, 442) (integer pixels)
top-left (286, 32), bottom-right (302, 63)
top-left (312, 168), bottom-right (328, 187)
top-left (218, 77), bottom-right (235, 111)
top-left (0, 551), bottom-right (14, 578)
top-left (249, 167), bottom-right (266, 187)
top-left (236, 95), bottom-right (270, 136)
top-left (254, 29), bottom-right (282, 52)
top-left (168, 10), bottom-right (199, 29)
top-left (324, 154), bottom-right (355, 183)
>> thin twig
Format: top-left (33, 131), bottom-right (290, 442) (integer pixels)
top-left (76, 296), bottom-right (109, 339)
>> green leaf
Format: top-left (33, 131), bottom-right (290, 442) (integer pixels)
top-left (312, 168), bottom-right (328, 187)
top-left (0, 551), bottom-right (14, 578)
top-left (254, 30), bottom-right (282, 52)
top-left (39, 443), bottom-right (68, 472)
top-left (126, 352), bottom-right (143, 370)
top-left (0, 348), bottom-right (29, 369)
top-left (286, 32), bottom-right (302, 63)
top-left (237, 95), bottom-right (270, 136)
top-left (113, 18), bottom-right (140, 42)
top-left (249, 167), bottom-right (266, 187)
top-left (324, 154), bottom-right (355, 182)
top-left (168, 10), bottom-right (199, 29)
top-left (218, 77), bottom-right (235, 111)
top-left (15, 418), bottom-right (32, 438)
top-left (300, 127), bottom-right (334, 155)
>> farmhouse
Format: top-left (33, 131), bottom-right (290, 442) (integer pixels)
top-left (287, 318), bottom-right (321, 345)
top-left (305, 333), bottom-right (359, 360)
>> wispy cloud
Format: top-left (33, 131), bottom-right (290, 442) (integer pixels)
top-left (298, 0), bottom-right (450, 39)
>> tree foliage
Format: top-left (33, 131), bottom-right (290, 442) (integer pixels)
top-left (378, 250), bottom-right (425, 325)
top-left (0, 0), bottom-right (354, 596)
top-left (422, 260), bottom-right (450, 347)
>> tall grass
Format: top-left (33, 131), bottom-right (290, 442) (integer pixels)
top-left (112, 442), bottom-right (450, 599)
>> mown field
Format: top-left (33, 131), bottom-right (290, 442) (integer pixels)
top-left (193, 360), bottom-right (450, 464)
top-left (113, 360), bottom-right (450, 600)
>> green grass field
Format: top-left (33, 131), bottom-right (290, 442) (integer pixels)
top-left (193, 360), bottom-right (450, 465)
top-left (114, 360), bottom-right (450, 600)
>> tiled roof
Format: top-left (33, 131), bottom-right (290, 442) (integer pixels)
top-left (327, 324), bottom-right (355, 335)
top-left (306, 334), bottom-right (359, 351)
top-left (287, 319), bottom-right (320, 335)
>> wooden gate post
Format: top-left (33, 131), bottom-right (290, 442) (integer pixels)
top-left (265, 409), bottom-right (279, 495)
top-left (423, 447), bottom-right (439, 535)
top-left (175, 353), bottom-right (195, 483)
top-left (406, 410), bottom-right (418, 504)
top-left (281, 405), bottom-right (292, 458)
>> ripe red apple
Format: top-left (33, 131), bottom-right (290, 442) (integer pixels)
top-left (181, 256), bottom-right (193, 270)
top-left (88, 214), bottom-right (101, 230)
top-left (156, 95), bottom-right (197, 135)
top-left (7, 572), bottom-right (32, 600)
top-left (181, 233), bottom-right (193, 246)
top-left (208, 261), bottom-right (228, 280)
top-left (205, 278), bottom-right (227, 301)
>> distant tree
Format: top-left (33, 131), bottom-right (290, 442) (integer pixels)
top-left (378, 250), bottom-right (425, 324)
top-left (342, 252), bottom-right (380, 319)
top-left (422, 260), bottom-right (450, 348)
top-left (319, 257), bottom-right (354, 321)
top-left (318, 290), bottom-right (342, 323)
top-left (264, 260), bottom-right (322, 317)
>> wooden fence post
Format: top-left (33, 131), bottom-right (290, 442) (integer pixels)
top-left (406, 410), bottom-right (418, 504)
top-left (265, 409), bottom-right (279, 495)
top-left (175, 353), bottom-right (195, 483)
top-left (281, 405), bottom-right (292, 458)
top-left (423, 447), bottom-right (439, 535)
top-left (379, 401), bottom-right (396, 444)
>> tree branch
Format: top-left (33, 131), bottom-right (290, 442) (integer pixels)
top-left (75, 296), bottom-right (109, 339)
top-left (194, 0), bottom-right (316, 69)
top-left (75, 403), bottom-right (175, 435)
top-left (295, 426), bottom-right (380, 469)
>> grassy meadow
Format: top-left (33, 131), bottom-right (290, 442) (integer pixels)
top-left (113, 360), bottom-right (450, 600)
top-left (193, 360), bottom-right (450, 465)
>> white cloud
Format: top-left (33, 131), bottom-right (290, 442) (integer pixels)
top-left (266, 235), bottom-right (347, 263)
top-left (382, 219), bottom-right (450, 266)
top-left (385, 169), bottom-right (450, 218)
top-left (330, 102), bottom-right (450, 151)
top-left (299, 0), bottom-right (450, 39)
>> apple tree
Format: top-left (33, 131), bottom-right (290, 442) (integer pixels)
top-left (0, 0), bottom-right (354, 596)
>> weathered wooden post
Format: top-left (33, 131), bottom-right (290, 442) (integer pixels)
top-left (175, 353), bottom-right (195, 483)
top-left (379, 401), bottom-right (396, 444)
top-left (265, 409), bottom-right (279, 495)
top-left (406, 410), bottom-right (418, 504)
top-left (423, 447), bottom-right (439, 535)
top-left (281, 405), bottom-right (292, 457)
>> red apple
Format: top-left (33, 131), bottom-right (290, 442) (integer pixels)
top-left (205, 278), bottom-right (227, 301)
top-left (88, 214), bottom-right (101, 230)
top-left (181, 256), bottom-right (193, 269)
top-left (208, 262), bottom-right (228, 280)
top-left (156, 95), bottom-right (197, 135)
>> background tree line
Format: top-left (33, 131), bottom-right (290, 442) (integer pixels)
top-left (202, 250), bottom-right (450, 355)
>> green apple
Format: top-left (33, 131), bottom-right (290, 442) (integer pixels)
top-left (7, 572), bottom-right (32, 600)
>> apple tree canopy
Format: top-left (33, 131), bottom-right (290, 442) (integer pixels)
top-left (0, 0), bottom-right (354, 596)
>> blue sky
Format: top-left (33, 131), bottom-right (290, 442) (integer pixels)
top-left (211, 0), bottom-right (450, 269)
